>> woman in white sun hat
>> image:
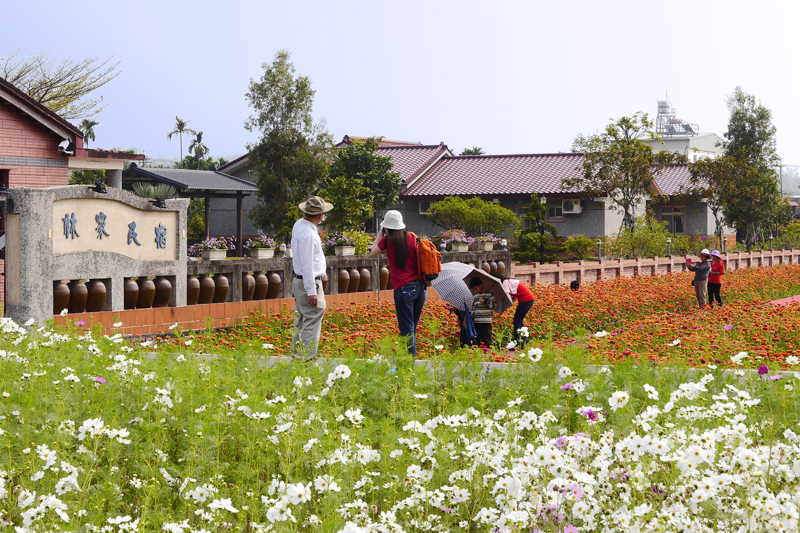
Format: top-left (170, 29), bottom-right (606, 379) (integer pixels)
top-left (370, 210), bottom-right (426, 356)
top-left (686, 248), bottom-right (712, 308)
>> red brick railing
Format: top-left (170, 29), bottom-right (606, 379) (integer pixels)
top-left (510, 249), bottom-right (800, 286)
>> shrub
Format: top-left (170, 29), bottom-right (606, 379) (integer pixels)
top-left (426, 196), bottom-right (519, 236)
top-left (563, 234), bottom-right (596, 260)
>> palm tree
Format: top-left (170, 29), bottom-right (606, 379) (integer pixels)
top-left (166, 116), bottom-right (197, 162)
top-left (188, 131), bottom-right (209, 170)
top-left (79, 119), bottom-right (99, 147)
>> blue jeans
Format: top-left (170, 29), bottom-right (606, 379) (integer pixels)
top-left (394, 280), bottom-right (426, 355)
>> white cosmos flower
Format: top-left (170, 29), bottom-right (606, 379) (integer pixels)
top-left (527, 347), bottom-right (543, 361)
top-left (184, 340), bottom-right (192, 346)
top-left (506, 340), bottom-right (517, 350)
top-left (60, 308), bottom-right (69, 317)
top-left (787, 356), bottom-right (799, 366)
top-left (263, 343), bottom-right (274, 349)
top-left (594, 330), bottom-right (608, 337)
top-left (434, 344), bottom-right (444, 350)
top-left (208, 498), bottom-right (238, 513)
top-left (608, 391), bottom-right (630, 411)
top-left (731, 351), bottom-right (748, 365)
top-left (558, 366), bottom-right (573, 379)
top-left (286, 483), bottom-right (311, 505)
top-left (667, 339), bottom-right (680, 346)
top-left (644, 384), bottom-right (659, 400)
top-left (413, 394), bottom-right (428, 399)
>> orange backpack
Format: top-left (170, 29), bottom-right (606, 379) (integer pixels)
top-left (411, 232), bottom-right (442, 282)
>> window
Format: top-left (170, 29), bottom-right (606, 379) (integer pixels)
top-left (660, 205), bottom-right (685, 234)
top-left (546, 204), bottom-right (563, 222)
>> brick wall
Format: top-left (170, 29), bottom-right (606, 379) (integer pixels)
top-left (1, 101), bottom-right (71, 304)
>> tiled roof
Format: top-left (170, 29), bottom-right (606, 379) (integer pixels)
top-left (122, 165), bottom-right (257, 194)
top-left (653, 164), bottom-right (692, 196)
top-left (0, 75), bottom-right (83, 142)
top-left (401, 153), bottom-right (587, 198)
top-left (376, 144), bottom-right (450, 185)
top-left (339, 135), bottom-right (422, 147)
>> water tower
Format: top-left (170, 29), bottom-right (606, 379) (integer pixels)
top-left (656, 94), bottom-right (699, 137)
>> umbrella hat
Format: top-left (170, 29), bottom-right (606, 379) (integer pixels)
top-left (463, 269), bottom-right (513, 315)
top-left (431, 262), bottom-right (474, 311)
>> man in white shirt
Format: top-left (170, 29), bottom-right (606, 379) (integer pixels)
top-left (290, 196), bottom-right (333, 360)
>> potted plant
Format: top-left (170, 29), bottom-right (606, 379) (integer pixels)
top-left (475, 233), bottom-right (500, 251)
top-left (245, 231), bottom-right (277, 259)
top-left (322, 231), bottom-right (357, 256)
top-left (188, 236), bottom-right (233, 260)
top-left (439, 229), bottom-right (472, 252)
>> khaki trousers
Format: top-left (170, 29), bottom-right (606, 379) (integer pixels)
top-left (291, 278), bottom-right (326, 360)
top-left (694, 279), bottom-right (708, 308)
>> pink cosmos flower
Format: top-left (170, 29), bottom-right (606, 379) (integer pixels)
top-left (758, 365), bottom-right (769, 375)
top-left (95, 377), bottom-right (106, 384)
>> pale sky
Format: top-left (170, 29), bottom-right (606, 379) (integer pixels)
top-left (5, 0), bottom-right (800, 166)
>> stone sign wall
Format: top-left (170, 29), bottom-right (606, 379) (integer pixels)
top-left (5, 185), bottom-right (188, 325)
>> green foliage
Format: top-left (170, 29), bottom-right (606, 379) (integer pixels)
top-left (79, 119), bottom-right (98, 146)
top-left (565, 112), bottom-right (684, 232)
top-left (319, 228), bottom-right (373, 255)
top-left (426, 196), bottom-right (520, 236)
top-left (322, 176), bottom-right (373, 231)
top-left (131, 182), bottom-right (177, 199)
top-left (329, 137), bottom-right (400, 214)
top-left (563, 234), bottom-right (596, 260)
top-left (775, 221), bottom-right (800, 250)
top-left (722, 86), bottom-right (778, 165)
top-left (513, 193), bottom-right (562, 263)
top-left (166, 116), bottom-right (197, 161)
top-left (69, 169), bottom-right (106, 185)
top-left (245, 49), bottom-right (332, 242)
top-left (187, 198), bottom-right (205, 241)
top-left (174, 154), bottom-right (228, 171)
top-left (187, 131), bottom-right (209, 170)
top-left (605, 213), bottom-right (720, 258)
top-left (459, 146), bottom-right (485, 155)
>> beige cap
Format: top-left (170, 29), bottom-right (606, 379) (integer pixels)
top-left (299, 196), bottom-right (333, 215)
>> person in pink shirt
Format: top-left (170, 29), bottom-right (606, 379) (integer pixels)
top-left (707, 249), bottom-right (725, 307)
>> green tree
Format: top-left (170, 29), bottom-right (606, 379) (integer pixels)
top-left (426, 196), bottom-right (519, 236)
top-left (69, 169), bottom-right (106, 185)
top-left (513, 193), bottom-right (562, 263)
top-left (166, 116), bottom-right (197, 162)
top-left (245, 49), bottom-right (333, 242)
top-left (1, 47), bottom-right (121, 119)
top-left (174, 155), bottom-right (228, 171)
top-left (322, 176), bottom-right (373, 231)
top-left (327, 137), bottom-right (401, 230)
top-left (187, 198), bottom-right (206, 241)
top-left (187, 132), bottom-right (209, 170)
top-left (718, 87), bottom-right (787, 248)
top-left (564, 112), bottom-right (684, 232)
top-left (683, 155), bottom-right (749, 241)
top-left (79, 119), bottom-right (99, 146)
top-left (460, 146), bottom-right (485, 156)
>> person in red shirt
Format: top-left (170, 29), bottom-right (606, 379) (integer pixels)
top-left (370, 210), bottom-right (426, 356)
top-left (707, 249), bottom-right (725, 307)
top-left (497, 275), bottom-right (535, 347)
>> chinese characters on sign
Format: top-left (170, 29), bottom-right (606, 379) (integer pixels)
top-left (62, 213), bottom-right (79, 239)
top-left (95, 212), bottom-right (110, 239)
top-left (62, 211), bottom-right (168, 249)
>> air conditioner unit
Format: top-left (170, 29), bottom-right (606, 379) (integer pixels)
top-left (419, 201), bottom-right (437, 215)
top-left (562, 199), bottom-right (583, 214)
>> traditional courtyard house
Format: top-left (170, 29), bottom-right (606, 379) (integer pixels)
top-left (0, 76), bottom-right (143, 302)
top-left (213, 134), bottom-right (730, 244)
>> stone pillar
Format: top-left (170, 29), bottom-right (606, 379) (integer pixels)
top-left (107, 169), bottom-right (122, 188)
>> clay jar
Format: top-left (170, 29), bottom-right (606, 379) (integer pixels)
top-left (53, 281), bottom-right (70, 315)
top-left (379, 265), bottom-right (390, 290)
top-left (266, 272), bottom-right (281, 299)
top-left (85, 280), bottom-right (107, 312)
top-left (187, 276), bottom-right (201, 306)
top-left (338, 269), bottom-right (350, 294)
top-left (212, 274), bottom-right (230, 303)
top-left (253, 272), bottom-right (269, 300)
top-left (482, 262), bottom-right (491, 274)
top-left (348, 268), bottom-right (360, 293)
top-left (136, 278), bottom-right (156, 309)
top-left (358, 267), bottom-right (370, 292)
top-left (496, 260), bottom-right (506, 277)
top-left (124, 279), bottom-right (139, 310)
top-left (198, 275), bottom-right (215, 304)
top-left (67, 280), bottom-right (88, 314)
top-left (490, 261), bottom-right (498, 275)
top-left (321, 273), bottom-right (329, 294)
top-left (152, 277), bottom-right (172, 308)
top-left (242, 273), bottom-right (256, 301)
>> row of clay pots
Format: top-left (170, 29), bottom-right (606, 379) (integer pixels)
top-left (123, 277), bottom-right (173, 310)
top-left (481, 261), bottom-right (506, 277)
top-left (186, 272), bottom-right (284, 306)
top-left (53, 279), bottom-right (109, 315)
top-left (337, 267), bottom-right (372, 294)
